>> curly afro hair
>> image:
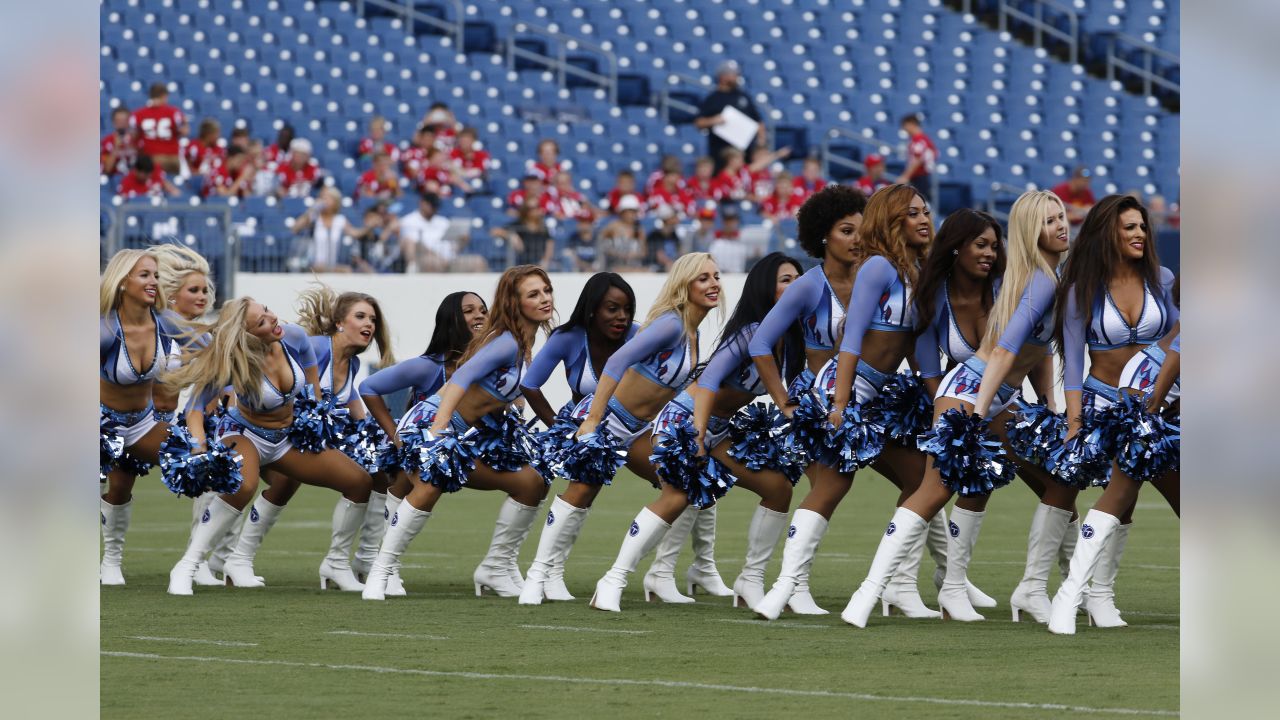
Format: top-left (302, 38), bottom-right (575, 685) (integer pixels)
top-left (795, 185), bottom-right (868, 258)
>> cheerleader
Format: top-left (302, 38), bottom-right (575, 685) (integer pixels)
top-left (518, 253), bottom-right (721, 608)
top-left (216, 286), bottom-right (394, 591)
top-left (630, 252), bottom-right (806, 610)
top-left (99, 248), bottom-right (183, 585)
top-left (840, 189), bottom-right (1069, 627)
top-left (361, 266), bottom-right (554, 601)
top-left (357, 290), bottom-right (488, 594)
top-left (1040, 196), bottom-right (1178, 633)
top-left (516, 273), bottom-right (640, 602)
top-left (162, 299), bottom-right (373, 595)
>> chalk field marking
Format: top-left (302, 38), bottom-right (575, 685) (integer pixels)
top-left (328, 630), bottom-right (448, 641)
top-left (101, 651), bottom-right (1177, 717)
top-left (715, 619), bottom-right (834, 630)
top-left (518, 624), bottom-right (651, 636)
top-left (126, 636), bottom-right (258, 647)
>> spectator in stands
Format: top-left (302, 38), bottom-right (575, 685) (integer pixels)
top-left (599, 194), bottom-right (647, 272)
top-left (708, 203), bottom-right (753, 272)
top-left (423, 102), bottom-right (458, 150)
top-left (1051, 166), bottom-right (1096, 226)
top-left (896, 113), bottom-right (937, 198)
top-left (695, 60), bottom-right (766, 173)
top-left (603, 169), bottom-right (644, 214)
top-left (761, 171), bottom-right (804, 221)
top-left (1147, 193), bottom-right (1179, 229)
top-left (418, 147), bottom-right (466, 197)
top-left (275, 138), bottom-right (322, 198)
top-left (711, 148), bottom-right (753, 202)
top-left (687, 201), bottom-right (719, 253)
top-left (645, 205), bottom-right (682, 272)
top-left (358, 115), bottom-right (399, 164)
top-left (747, 145), bottom-right (792, 201)
top-left (101, 107), bottom-right (135, 176)
top-left (528, 139), bottom-right (562, 183)
top-left (356, 150), bottom-right (403, 200)
top-left (855, 153), bottom-right (892, 197)
top-left (350, 201), bottom-right (403, 273)
top-left (184, 118), bottom-right (225, 179)
top-left (117, 153), bottom-right (180, 199)
top-left (645, 154), bottom-right (683, 196)
top-left (264, 124), bottom-right (295, 165)
top-left (203, 146), bottom-right (256, 198)
top-left (507, 174), bottom-right (547, 217)
top-left (450, 126), bottom-right (491, 192)
top-left (686, 156), bottom-right (716, 204)
top-left (229, 127), bottom-right (251, 152)
top-left (401, 124), bottom-right (435, 180)
top-left (246, 138), bottom-right (276, 196)
top-left (547, 171), bottom-right (590, 221)
top-left (563, 211), bottom-right (602, 272)
top-left (291, 187), bottom-right (356, 273)
top-left (493, 199), bottom-right (557, 268)
top-left (398, 192), bottom-right (488, 273)
top-left (130, 82), bottom-right (188, 175)
top-left (647, 168), bottom-right (695, 219)
top-left (794, 156), bottom-right (827, 202)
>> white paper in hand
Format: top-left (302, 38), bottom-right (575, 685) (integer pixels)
top-left (712, 104), bottom-right (760, 151)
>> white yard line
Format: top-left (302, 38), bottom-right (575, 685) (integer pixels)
top-left (126, 636), bottom-right (258, 647)
top-left (517, 624), bottom-right (651, 635)
top-left (101, 651), bottom-right (1178, 716)
top-left (715, 619), bottom-right (835, 630)
top-left (327, 630), bottom-right (448, 641)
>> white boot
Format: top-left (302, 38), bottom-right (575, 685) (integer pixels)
top-left (1083, 522), bottom-right (1131, 628)
top-left (643, 505), bottom-right (696, 603)
top-left (1049, 510), bottom-right (1121, 634)
top-left (930, 510), bottom-right (997, 608)
top-left (100, 498), bottom-right (132, 586)
top-left (544, 499), bottom-right (588, 602)
top-left (840, 507), bottom-right (928, 628)
top-left (352, 491), bottom-right (387, 581)
top-left (937, 507), bottom-right (985, 622)
top-left (319, 498), bottom-right (368, 591)
top-left (686, 505), bottom-right (732, 596)
top-left (473, 497), bottom-right (539, 597)
top-left (519, 496), bottom-right (589, 604)
top-left (1010, 503), bottom-right (1071, 623)
top-left (223, 496), bottom-right (284, 588)
top-left (754, 509), bottom-right (828, 620)
top-left (363, 500), bottom-right (431, 601)
top-left (590, 508), bottom-right (672, 612)
top-left (205, 497), bottom-right (241, 580)
top-left (169, 497), bottom-right (241, 596)
top-left (881, 513), bottom-right (941, 619)
top-left (382, 492), bottom-right (407, 596)
top-left (732, 506), bottom-right (788, 609)
top-left (1060, 518), bottom-right (1078, 580)
top-left (190, 492), bottom-right (221, 586)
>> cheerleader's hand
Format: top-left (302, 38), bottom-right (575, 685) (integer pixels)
top-left (1144, 391), bottom-right (1163, 415)
top-left (1065, 418), bottom-right (1081, 442)
top-left (778, 398), bottom-right (799, 420)
top-left (694, 428), bottom-right (708, 457)
top-left (827, 409), bottom-right (843, 431)
top-left (576, 417), bottom-right (600, 439)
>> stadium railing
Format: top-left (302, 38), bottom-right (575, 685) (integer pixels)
top-left (104, 203), bottom-right (237, 302)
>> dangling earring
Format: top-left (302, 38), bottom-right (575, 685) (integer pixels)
top-left (822, 238), bottom-right (828, 245)
top-left (337, 326), bottom-right (344, 333)
top-left (952, 249), bottom-right (959, 255)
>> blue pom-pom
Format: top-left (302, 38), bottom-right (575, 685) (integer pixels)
top-left (475, 410), bottom-right (549, 480)
top-left (649, 421), bottom-right (734, 508)
top-left (1046, 406), bottom-right (1115, 488)
top-left (822, 402), bottom-right (886, 473)
top-left (401, 428), bottom-right (479, 493)
top-left (1110, 393), bottom-right (1180, 482)
top-left (1005, 404), bottom-right (1067, 466)
top-left (783, 391), bottom-right (828, 468)
top-left (116, 452), bottom-right (154, 477)
top-left (558, 428), bottom-right (627, 486)
top-left (726, 402), bottom-right (804, 484)
top-left (687, 453), bottom-right (735, 509)
top-left (340, 417), bottom-right (387, 473)
top-left (917, 409), bottom-right (1016, 497)
top-left (157, 426), bottom-right (244, 498)
top-left (872, 372), bottom-right (935, 444)
top-left (100, 412), bottom-right (125, 482)
top-left (534, 404), bottom-right (581, 476)
top-left (288, 387), bottom-right (350, 453)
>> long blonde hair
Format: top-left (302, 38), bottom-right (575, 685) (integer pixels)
top-left (161, 298), bottom-right (270, 403)
top-left (296, 283), bottom-right (396, 366)
top-left (981, 190), bottom-right (1063, 348)
top-left (100, 248), bottom-right (162, 316)
top-left (152, 244), bottom-right (216, 314)
top-left (645, 252), bottom-right (723, 336)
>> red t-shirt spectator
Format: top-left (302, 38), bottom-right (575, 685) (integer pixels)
top-left (101, 132), bottom-right (134, 176)
top-left (647, 185), bottom-right (695, 218)
top-left (604, 188), bottom-right (647, 213)
top-left (794, 177), bottom-right (827, 201)
top-left (277, 160), bottom-right (321, 197)
top-left (358, 138), bottom-right (399, 162)
top-left (528, 161), bottom-right (561, 184)
top-left (184, 140), bottom-right (225, 177)
top-left (401, 146), bottom-right (428, 178)
top-left (130, 104), bottom-right (186, 157)
top-left (450, 147), bottom-right (491, 176)
top-left (761, 192), bottom-right (804, 219)
top-left (432, 126), bottom-right (458, 152)
top-left (118, 167), bottom-right (169, 198)
top-left (686, 176), bottom-right (715, 204)
top-left (855, 176), bottom-right (892, 197)
top-left (1051, 181), bottom-right (1096, 208)
top-left (508, 188), bottom-right (555, 213)
top-left (547, 187), bottom-right (589, 220)
top-left (355, 169), bottom-right (400, 200)
top-left (710, 168), bottom-right (752, 202)
top-left (416, 165), bottom-right (456, 197)
top-left (749, 168), bottom-right (774, 199)
top-left (264, 143), bottom-right (288, 165)
top-left (906, 132), bottom-right (938, 179)
top-left (645, 169), bottom-right (687, 197)
top-left (202, 163), bottom-right (251, 198)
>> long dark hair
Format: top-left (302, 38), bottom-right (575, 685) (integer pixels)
top-left (913, 208), bottom-right (1005, 336)
top-left (1054, 194), bottom-right (1162, 355)
top-left (714, 252), bottom-right (805, 385)
top-left (425, 291), bottom-right (486, 366)
top-left (554, 272), bottom-right (636, 342)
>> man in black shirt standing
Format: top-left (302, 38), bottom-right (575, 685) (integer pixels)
top-left (695, 61), bottom-right (766, 173)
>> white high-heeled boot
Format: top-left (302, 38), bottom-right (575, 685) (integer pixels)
top-left (169, 497), bottom-right (242, 596)
top-left (937, 507), bottom-right (985, 622)
top-left (840, 507), bottom-right (928, 628)
top-left (1010, 503), bottom-right (1071, 623)
top-left (1048, 510), bottom-right (1121, 634)
top-left (222, 496), bottom-right (284, 587)
top-left (473, 497), bottom-right (539, 597)
top-left (591, 508), bottom-right (672, 612)
top-left (519, 496), bottom-right (589, 605)
top-left (929, 510), bottom-right (997, 608)
top-left (363, 499), bottom-right (431, 601)
top-left (190, 492), bottom-right (222, 586)
top-left (205, 496), bottom-right (242, 581)
top-left (100, 498), bottom-right (132, 586)
top-left (382, 492), bottom-right (407, 596)
top-left (1083, 522), bottom-right (1131, 627)
top-left (319, 498), bottom-right (369, 591)
top-left (1059, 517), bottom-right (1078, 579)
top-left (643, 506), bottom-right (696, 603)
top-left (352, 491), bottom-right (387, 581)
top-left (687, 505), bottom-right (733, 596)
top-left (754, 509), bottom-right (828, 620)
top-left (732, 505), bottom-right (788, 609)
top-left (881, 514), bottom-right (942, 619)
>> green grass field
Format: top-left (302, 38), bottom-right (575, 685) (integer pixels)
top-left (102, 470), bottom-right (1178, 718)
